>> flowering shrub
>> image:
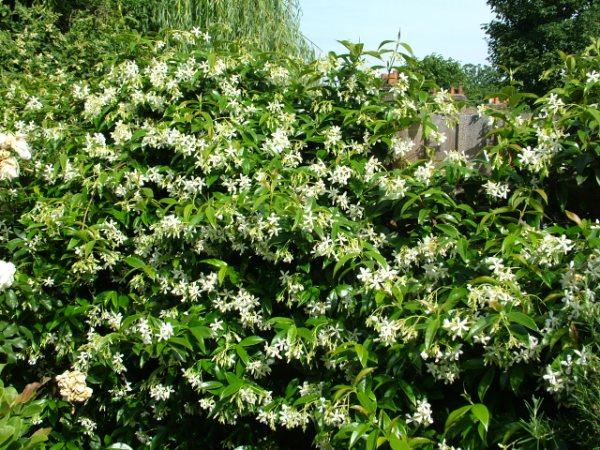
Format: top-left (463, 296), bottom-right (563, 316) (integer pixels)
top-left (1, 10), bottom-right (599, 449)
top-left (484, 38), bottom-right (600, 220)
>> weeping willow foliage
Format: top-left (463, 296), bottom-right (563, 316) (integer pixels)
top-left (17, 0), bottom-right (312, 57)
top-left (121, 0), bottom-right (313, 58)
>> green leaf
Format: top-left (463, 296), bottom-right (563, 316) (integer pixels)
top-left (445, 404), bottom-right (472, 431)
top-left (205, 206), bottom-right (217, 227)
top-left (457, 238), bottom-right (468, 262)
top-left (586, 107), bottom-right (600, 130)
top-left (124, 256), bottom-right (145, 270)
top-left (478, 369), bottom-right (495, 402)
top-left (356, 391), bottom-right (376, 414)
top-left (0, 424), bottom-right (16, 447)
top-left (235, 345), bottom-right (249, 364)
top-left (501, 234), bottom-right (518, 256)
top-left (509, 366), bottom-right (525, 393)
top-left (397, 380), bottom-right (416, 404)
top-left (123, 256), bottom-right (155, 280)
top-left (201, 259), bottom-right (227, 269)
top-left (349, 423), bottom-right (371, 449)
top-left (424, 316), bottom-right (440, 350)
top-left (471, 403), bottom-right (490, 431)
top-left (333, 252), bottom-right (359, 278)
top-left (366, 430), bottom-right (379, 450)
top-left (408, 437), bottom-right (435, 445)
top-left (293, 394), bottom-right (320, 406)
top-left (389, 434), bottom-right (410, 450)
top-left (435, 223), bottom-right (459, 238)
top-left (445, 287), bottom-right (467, 307)
top-left (565, 210), bottom-right (582, 226)
top-left (196, 381), bottom-right (223, 392)
top-left (507, 311), bottom-right (538, 331)
top-left (220, 383), bottom-right (242, 398)
top-left (353, 367), bottom-right (375, 386)
top-left (239, 336), bottom-right (265, 347)
top-left (355, 343), bottom-right (369, 368)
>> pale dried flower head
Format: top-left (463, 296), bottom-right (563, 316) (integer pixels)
top-left (56, 370), bottom-right (93, 403)
top-left (0, 157), bottom-right (19, 180)
top-left (0, 132), bottom-right (31, 160)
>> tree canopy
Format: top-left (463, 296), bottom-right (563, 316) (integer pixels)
top-left (4, 0), bottom-right (312, 58)
top-left (484, 0), bottom-right (600, 94)
top-left (415, 54), bottom-right (505, 105)
top-left (417, 53), bottom-right (467, 89)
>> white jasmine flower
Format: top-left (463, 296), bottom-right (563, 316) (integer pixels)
top-left (414, 161), bottom-right (435, 185)
top-left (586, 70), bottom-right (599, 84)
top-left (324, 125), bottom-right (343, 149)
top-left (484, 180), bottom-right (510, 199)
top-left (389, 136), bottom-right (414, 159)
top-left (77, 417), bottom-right (97, 436)
top-left (25, 96), bottom-right (42, 111)
top-left (443, 315), bottom-right (470, 339)
top-left (406, 398), bottom-right (434, 427)
top-left (429, 129), bottom-right (447, 145)
top-left (149, 383), bottom-right (174, 401)
top-left (199, 397), bottom-right (216, 410)
top-left (262, 128), bottom-right (290, 154)
top-left (157, 322), bottom-right (174, 341)
top-left (438, 439), bottom-right (462, 450)
top-left (546, 93), bottom-right (564, 112)
top-left (542, 366), bottom-right (565, 394)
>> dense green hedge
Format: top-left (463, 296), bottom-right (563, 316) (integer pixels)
top-left (1, 4), bottom-right (600, 449)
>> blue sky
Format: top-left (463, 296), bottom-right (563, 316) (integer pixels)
top-left (299, 1), bottom-right (495, 65)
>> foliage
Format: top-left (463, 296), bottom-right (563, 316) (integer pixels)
top-left (501, 397), bottom-right (566, 450)
top-left (461, 64), bottom-right (505, 106)
top-left (0, 3), bottom-right (600, 449)
top-left (485, 37), bottom-right (600, 219)
top-left (483, 0), bottom-right (600, 95)
top-left (562, 359), bottom-right (600, 448)
top-left (416, 55), bottom-right (506, 105)
top-left (126, 0), bottom-right (312, 58)
top-left (8, 0), bottom-right (313, 59)
top-left (0, 367), bottom-right (50, 449)
top-left (0, 0), bottom-right (149, 81)
top-left (416, 54), bottom-right (467, 90)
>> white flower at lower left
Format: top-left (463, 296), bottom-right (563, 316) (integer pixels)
top-left (0, 260), bottom-right (16, 291)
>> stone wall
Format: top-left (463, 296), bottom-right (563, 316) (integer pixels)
top-left (398, 113), bottom-right (495, 162)
top-left (381, 71), bottom-right (501, 161)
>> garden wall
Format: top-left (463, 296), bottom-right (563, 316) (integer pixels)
top-left (399, 113), bottom-right (494, 161)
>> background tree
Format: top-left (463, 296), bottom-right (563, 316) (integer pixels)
top-left (415, 54), bottom-right (506, 105)
top-left (120, 0), bottom-right (312, 57)
top-left (484, 0), bottom-right (600, 95)
top-left (2, 0), bottom-right (312, 58)
top-left (462, 63), bottom-right (505, 104)
top-left (417, 53), bottom-right (467, 89)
